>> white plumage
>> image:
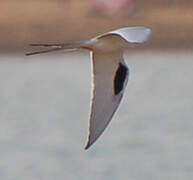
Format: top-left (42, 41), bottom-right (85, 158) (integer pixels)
top-left (26, 26), bottom-right (151, 149)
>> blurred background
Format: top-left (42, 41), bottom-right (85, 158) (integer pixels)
top-left (0, 1), bottom-right (193, 180)
top-left (0, 0), bottom-right (192, 52)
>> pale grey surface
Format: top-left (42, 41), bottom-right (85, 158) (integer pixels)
top-left (0, 51), bottom-right (193, 180)
top-left (97, 26), bottom-right (151, 43)
top-left (108, 27), bottom-right (151, 43)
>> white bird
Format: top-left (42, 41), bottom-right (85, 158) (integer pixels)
top-left (26, 27), bottom-right (151, 149)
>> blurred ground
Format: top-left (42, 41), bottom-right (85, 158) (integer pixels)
top-left (0, 51), bottom-right (193, 180)
top-left (0, 0), bottom-right (193, 52)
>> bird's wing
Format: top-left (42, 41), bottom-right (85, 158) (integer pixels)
top-left (85, 51), bottom-right (129, 149)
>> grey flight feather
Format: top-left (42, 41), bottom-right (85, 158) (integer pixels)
top-left (85, 51), bottom-right (129, 149)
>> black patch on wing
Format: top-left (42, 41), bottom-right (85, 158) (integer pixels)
top-left (114, 63), bottom-right (128, 95)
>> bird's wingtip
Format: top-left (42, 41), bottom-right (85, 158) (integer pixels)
top-left (84, 143), bottom-right (90, 150)
top-left (84, 134), bottom-right (97, 150)
top-left (84, 137), bottom-right (92, 150)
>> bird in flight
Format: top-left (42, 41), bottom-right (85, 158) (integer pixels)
top-left (26, 27), bottom-right (151, 149)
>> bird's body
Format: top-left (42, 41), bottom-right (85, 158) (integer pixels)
top-left (26, 27), bottom-right (151, 149)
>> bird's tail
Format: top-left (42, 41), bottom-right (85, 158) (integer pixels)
top-left (26, 41), bottom-right (86, 56)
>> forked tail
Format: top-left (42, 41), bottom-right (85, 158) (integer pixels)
top-left (26, 41), bottom-right (86, 56)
